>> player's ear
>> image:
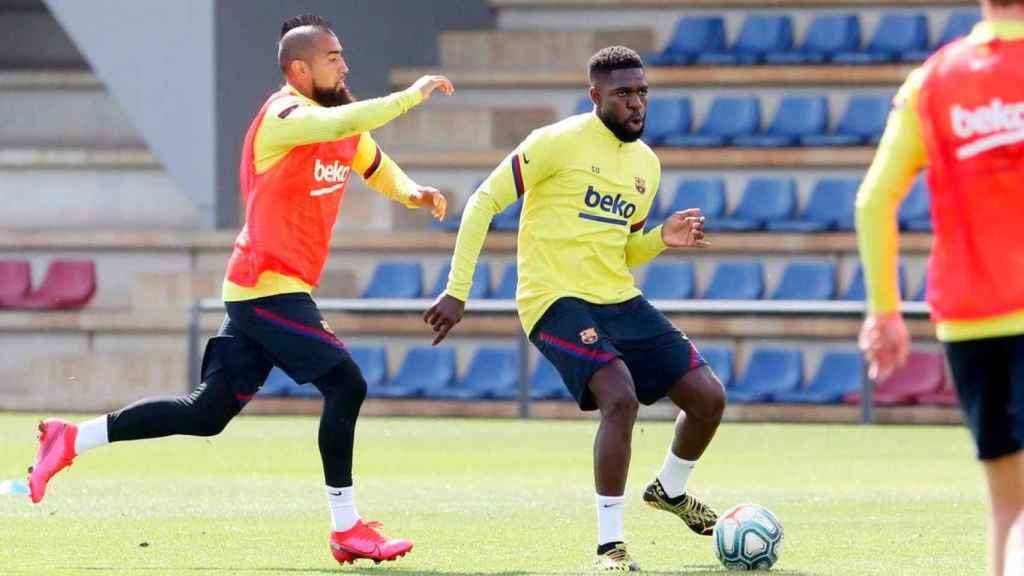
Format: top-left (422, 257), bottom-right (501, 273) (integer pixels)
top-left (588, 85), bottom-right (601, 108)
top-left (288, 59), bottom-right (309, 78)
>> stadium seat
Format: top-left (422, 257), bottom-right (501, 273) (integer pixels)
top-left (916, 385), bottom-right (959, 407)
top-left (644, 98), bottom-right (692, 146)
top-left (706, 177), bottom-right (797, 231)
top-left (700, 346), bottom-right (735, 388)
top-left (665, 96), bottom-right (760, 147)
top-left (648, 16), bottom-right (727, 65)
top-left (732, 95), bottom-right (829, 148)
top-left (844, 350), bottom-right (945, 405)
top-left (256, 367), bottom-right (300, 398)
top-left (641, 262), bottom-right (696, 300)
top-left (841, 262), bottom-right (907, 301)
top-left (834, 13), bottom-right (929, 63)
top-left (432, 209), bottom-right (463, 232)
top-left (765, 13), bottom-right (861, 64)
top-left (2, 259), bottom-right (96, 310)
top-left (905, 9), bottom-right (981, 60)
top-left (379, 346), bottom-right (457, 398)
top-left (697, 15), bottom-right (794, 65)
top-left (434, 347), bottom-right (519, 400)
top-left (350, 346), bottom-right (388, 396)
top-left (770, 260), bottom-right (837, 300)
top-left (773, 350), bottom-right (864, 404)
top-left (914, 275), bottom-right (928, 302)
top-left (361, 261), bottom-right (422, 299)
top-left (490, 263), bottom-right (517, 300)
top-left (653, 179), bottom-right (727, 227)
top-left (430, 261), bottom-right (491, 300)
top-left (530, 357), bottom-right (572, 400)
top-left (492, 196), bottom-right (523, 231)
top-left (703, 260), bottom-right (764, 300)
top-left (899, 176), bottom-right (931, 231)
top-left (575, 97), bottom-right (593, 115)
top-left (768, 178), bottom-right (858, 232)
top-left (729, 347), bottom-right (803, 403)
top-left (0, 259), bottom-right (31, 305)
top-left (801, 95), bottom-right (891, 146)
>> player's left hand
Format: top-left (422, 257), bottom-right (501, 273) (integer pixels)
top-left (858, 312), bottom-right (910, 381)
top-left (661, 208), bottom-right (710, 248)
top-left (413, 186), bottom-right (447, 220)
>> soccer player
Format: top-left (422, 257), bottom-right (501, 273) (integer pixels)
top-left (27, 14), bottom-right (453, 566)
top-left (424, 46), bottom-right (725, 572)
top-left (855, 2), bottom-right (1024, 575)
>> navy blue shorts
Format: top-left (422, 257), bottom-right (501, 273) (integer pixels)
top-left (945, 334), bottom-right (1024, 461)
top-left (201, 293), bottom-right (349, 400)
top-left (529, 296), bottom-right (707, 411)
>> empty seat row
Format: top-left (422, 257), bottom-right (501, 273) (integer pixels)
top-left (647, 11), bottom-right (980, 66)
top-left (362, 260), bottom-right (517, 299)
top-left (575, 95), bottom-right (892, 148)
top-left (0, 259), bottom-right (96, 310)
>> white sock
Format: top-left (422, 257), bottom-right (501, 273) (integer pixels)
top-left (327, 485), bottom-right (360, 532)
top-left (596, 493), bottom-right (625, 546)
top-left (657, 449), bottom-right (696, 499)
top-left (1006, 548), bottom-right (1024, 576)
top-left (74, 416), bottom-right (109, 456)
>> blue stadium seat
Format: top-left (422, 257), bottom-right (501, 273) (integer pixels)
top-left (706, 177), bottom-right (796, 231)
top-left (644, 98), bottom-right (692, 146)
top-left (434, 347), bottom-right (519, 400)
top-left (490, 263), bottom-right (517, 300)
top-left (349, 346), bottom-right (388, 396)
top-left (729, 347), bottom-right (803, 403)
top-left (801, 95), bottom-right (891, 146)
top-left (664, 96), bottom-right (760, 147)
top-left (841, 262), bottom-right (907, 301)
top-left (915, 275), bottom-right (928, 302)
top-left (733, 95), bottom-right (829, 147)
top-left (361, 261), bottom-right (423, 298)
top-left (697, 15), bottom-right (794, 65)
top-left (257, 366), bottom-right (301, 397)
top-left (575, 97), bottom-right (593, 115)
top-left (771, 260), bottom-right (837, 300)
top-left (700, 346), bottom-right (735, 388)
top-left (378, 346), bottom-right (456, 398)
top-left (905, 9), bottom-right (981, 60)
top-left (492, 196), bottom-right (523, 231)
top-left (648, 16), bottom-right (727, 65)
top-left (703, 260), bottom-right (764, 300)
top-left (642, 262), bottom-right (696, 300)
top-left (653, 179), bottom-right (727, 227)
top-left (432, 209), bottom-right (463, 232)
top-left (898, 176), bottom-right (931, 230)
top-left (530, 357), bottom-right (572, 400)
top-left (430, 261), bottom-right (491, 299)
top-left (834, 13), bottom-right (929, 64)
top-left (768, 178), bottom-right (859, 232)
top-left (765, 13), bottom-right (861, 64)
top-left (773, 350), bottom-right (863, 404)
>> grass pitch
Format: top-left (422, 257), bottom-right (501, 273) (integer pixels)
top-left (0, 414), bottom-right (986, 575)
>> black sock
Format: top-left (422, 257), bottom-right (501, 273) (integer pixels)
top-left (597, 541), bottom-right (624, 555)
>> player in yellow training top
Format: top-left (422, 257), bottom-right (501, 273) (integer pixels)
top-left (424, 46), bottom-right (725, 572)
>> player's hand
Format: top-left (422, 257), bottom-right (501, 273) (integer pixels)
top-left (661, 208), bottom-right (710, 248)
top-left (858, 312), bottom-right (910, 381)
top-left (411, 75), bottom-right (454, 100)
top-left (413, 186), bottom-right (447, 220)
top-left (423, 293), bottom-right (465, 346)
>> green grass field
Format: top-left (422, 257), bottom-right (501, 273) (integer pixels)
top-left (0, 414), bottom-right (987, 575)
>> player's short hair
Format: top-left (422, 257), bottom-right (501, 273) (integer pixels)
top-left (990, 0), bottom-right (1024, 5)
top-left (280, 14), bottom-right (333, 38)
top-left (588, 45), bottom-right (644, 84)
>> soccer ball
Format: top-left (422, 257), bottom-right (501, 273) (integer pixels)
top-left (712, 503), bottom-right (784, 571)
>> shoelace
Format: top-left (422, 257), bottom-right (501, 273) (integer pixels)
top-left (607, 546), bottom-right (631, 562)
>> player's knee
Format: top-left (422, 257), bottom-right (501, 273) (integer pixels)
top-left (690, 371), bottom-right (726, 423)
top-left (598, 386), bottom-right (639, 423)
top-left (316, 357), bottom-right (368, 407)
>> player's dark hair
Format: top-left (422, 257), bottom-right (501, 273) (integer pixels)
top-left (990, 0), bottom-right (1024, 5)
top-left (588, 45), bottom-right (644, 84)
top-left (280, 14), bottom-right (333, 38)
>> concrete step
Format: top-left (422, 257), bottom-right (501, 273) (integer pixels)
top-left (375, 107), bottom-right (556, 152)
top-left (0, 5), bottom-right (87, 69)
top-left (440, 29), bottom-right (654, 72)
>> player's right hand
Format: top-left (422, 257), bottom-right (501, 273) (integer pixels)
top-left (858, 312), bottom-right (909, 381)
top-left (411, 75), bottom-right (455, 100)
top-left (423, 293), bottom-right (465, 346)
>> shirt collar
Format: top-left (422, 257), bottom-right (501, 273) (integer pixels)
top-left (970, 19), bottom-right (1024, 44)
top-left (283, 83), bottom-right (320, 107)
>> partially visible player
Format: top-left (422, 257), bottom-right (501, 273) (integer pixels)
top-left (27, 14), bottom-right (453, 566)
top-left (424, 46), bottom-right (724, 572)
top-left (855, 3), bottom-right (1024, 574)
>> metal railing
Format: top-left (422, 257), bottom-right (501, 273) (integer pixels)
top-left (188, 298), bottom-right (931, 423)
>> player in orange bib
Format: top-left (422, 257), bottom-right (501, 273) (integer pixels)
top-left (856, 2), bottom-right (1024, 574)
top-left (27, 14), bottom-right (453, 566)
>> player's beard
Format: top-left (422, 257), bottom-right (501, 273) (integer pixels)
top-left (597, 108), bottom-right (644, 143)
top-left (312, 83), bottom-right (357, 107)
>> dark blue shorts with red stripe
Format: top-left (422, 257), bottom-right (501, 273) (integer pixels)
top-left (529, 296), bottom-right (707, 411)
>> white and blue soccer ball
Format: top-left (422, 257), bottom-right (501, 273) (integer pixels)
top-left (713, 503), bottom-right (784, 571)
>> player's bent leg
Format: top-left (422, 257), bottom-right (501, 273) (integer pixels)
top-left (590, 359), bottom-right (639, 496)
top-left (981, 450), bottom-right (1024, 576)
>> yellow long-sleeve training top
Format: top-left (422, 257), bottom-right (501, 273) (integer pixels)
top-left (223, 83), bottom-right (423, 302)
top-left (856, 20), bottom-right (1024, 342)
top-left (445, 112), bottom-right (667, 335)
